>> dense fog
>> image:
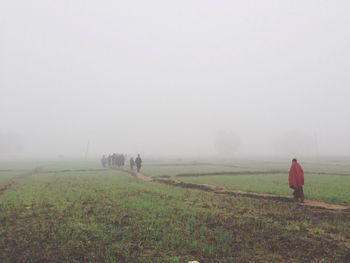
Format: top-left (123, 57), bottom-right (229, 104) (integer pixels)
top-left (1, 1), bottom-right (349, 158)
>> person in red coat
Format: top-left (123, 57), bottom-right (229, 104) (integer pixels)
top-left (289, 158), bottom-right (305, 203)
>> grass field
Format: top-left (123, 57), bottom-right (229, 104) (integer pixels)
top-left (142, 163), bottom-right (254, 177)
top-left (0, 160), bottom-right (350, 262)
top-left (143, 160), bottom-right (350, 204)
top-left (178, 174), bottom-right (350, 204)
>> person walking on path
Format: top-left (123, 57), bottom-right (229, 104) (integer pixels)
top-left (289, 158), bottom-right (305, 203)
top-left (135, 154), bottom-right (142, 173)
top-left (101, 155), bottom-right (107, 167)
top-left (129, 157), bottom-right (135, 170)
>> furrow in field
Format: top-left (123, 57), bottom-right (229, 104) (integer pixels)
top-left (0, 168), bottom-right (38, 195)
top-left (114, 169), bottom-right (350, 212)
top-left (153, 177), bottom-right (350, 212)
top-left (175, 171), bottom-right (350, 177)
top-left (175, 170), bottom-right (286, 177)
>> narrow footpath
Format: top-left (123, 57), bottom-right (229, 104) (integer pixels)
top-left (116, 168), bottom-right (350, 212)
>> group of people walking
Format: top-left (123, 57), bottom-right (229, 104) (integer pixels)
top-left (101, 153), bottom-right (142, 173)
top-left (101, 153), bottom-right (126, 168)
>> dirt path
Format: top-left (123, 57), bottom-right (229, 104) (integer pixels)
top-left (0, 167), bottom-right (40, 195)
top-left (176, 171), bottom-right (350, 177)
top-left (114, 168), bottom-right (153, 181)
top-left (116, 169), bottom-right (350, 212)
top-left (176, 171), bottom-right (286, 177)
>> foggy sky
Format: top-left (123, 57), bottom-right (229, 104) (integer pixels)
top-left (1, 1), bottom-right (350, 157)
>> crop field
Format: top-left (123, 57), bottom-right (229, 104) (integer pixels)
top-left (143, 160), bottom-right (350, 204)
top-left (179, 173), bottom-right (350, 204)
top-left (1, 160), bottom-right (350, 262)
top-left (142, 163), bottom-right (254, 177)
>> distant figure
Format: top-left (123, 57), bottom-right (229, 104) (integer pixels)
top-left (101, 155), bottom-right (107, 167)
top-left (112, 153), bottom-right (117, 167)
top-left (129, 157), bottom-right (135, 170)
top-left (135, 154), bottom-right (142, 173)
top-left (121, 154), bottom-right (125, 167)
top-left (107, 155), bottom-right (112, 167)
top-left (289, 158), bottom-right (304, 203)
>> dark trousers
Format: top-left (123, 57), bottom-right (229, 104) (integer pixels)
top-left (293, 187), bottom-right (304, 202)
top-left (137, 166), bottom-right (141, 173)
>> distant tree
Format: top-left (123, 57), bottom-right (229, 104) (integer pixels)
top-left (215, 131), bottom-right (240, 155)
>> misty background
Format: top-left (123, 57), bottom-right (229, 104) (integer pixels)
top-left (1, 1), bottom-right (349, 158)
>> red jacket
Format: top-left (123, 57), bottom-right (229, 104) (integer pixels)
top-left (289, 161), bottom-right (304, 188)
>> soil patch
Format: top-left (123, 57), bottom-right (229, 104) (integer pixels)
top-left (114, 168), bottom-right (152, 181)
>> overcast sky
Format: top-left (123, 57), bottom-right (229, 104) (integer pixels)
top-left (1, 1), bottom-right (350, 157)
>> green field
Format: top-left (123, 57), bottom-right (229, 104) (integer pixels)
top-left (1, 160), bottom-right (350, 262)
top-left (143, 160), bottom-right (350, 204)
top-left (179, 174), bottom-right (350, 204)
top-left (142, 163), bottom-right (254, 177)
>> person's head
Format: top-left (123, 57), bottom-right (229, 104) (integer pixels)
top-left (137, 154), bottom-right (140, 157)
top-left (292, 158), bottom-right (297, 163)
